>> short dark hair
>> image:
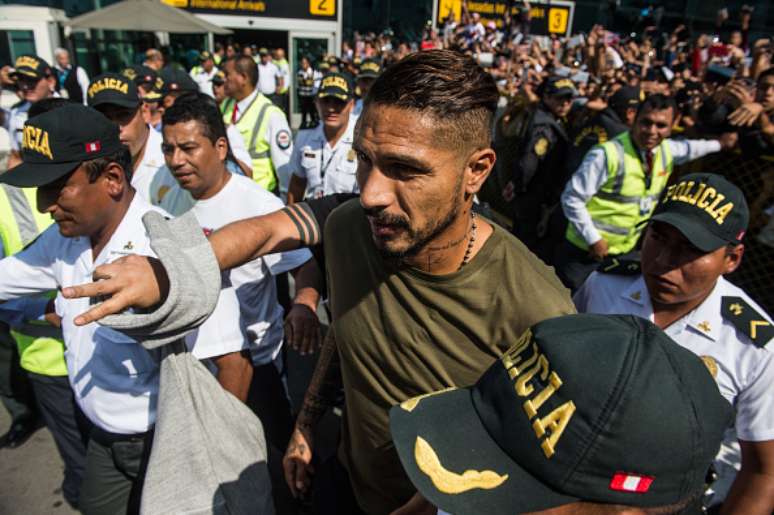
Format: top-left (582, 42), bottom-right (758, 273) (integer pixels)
top-left (637, 93), bottom-right (677, 119)
top-left (162, 92), bottom-right (227, 144)
top-left (224, 55), bottom-right (258, 88)
top-left (363, 49), bottom-right (499, 150)
top-left (758, 67), bottom-right (774, 83)
top-left (83, 146), bottom-right (132, 183)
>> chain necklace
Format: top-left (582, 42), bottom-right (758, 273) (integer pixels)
top-left (459, 211), bottom-right (478, 271)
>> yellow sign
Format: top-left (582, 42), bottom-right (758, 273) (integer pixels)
top-left (162, 0), bottom-right (188, 7)
top-left (438, 0), bottom-right (462, 22)
top-left (310, 0), bottom-right (334, 16)
top-left (547, 7), bottom-right (568, 34)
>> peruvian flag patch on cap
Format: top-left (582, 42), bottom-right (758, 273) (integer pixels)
top-left (85, 141), bottom-right (101, 153)
top-left (609, 472), bottom-right (654, 493)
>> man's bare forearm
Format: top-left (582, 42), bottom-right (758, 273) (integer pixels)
top-left (721, 472), bottom-right (774, 515)
top-left (213, 350), bottom-right (254, 402)
top-left (296, 330), bottom-right (341, 430)
top-left (291, 258), bottom-right (323, 309)
top-left (209, 203), bottom-right (321, 271)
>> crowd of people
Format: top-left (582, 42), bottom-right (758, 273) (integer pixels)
top-left (0, 3), bottom-right (771, 515)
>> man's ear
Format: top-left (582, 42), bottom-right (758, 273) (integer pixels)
top-left (723, 244), bottom-right (745, 274)
top-left (465, 147), bottom-right (497, 196)
top-left (102, 162), bottom-right (128, 198)
top-left (215, 136), bottom-right (229, 162)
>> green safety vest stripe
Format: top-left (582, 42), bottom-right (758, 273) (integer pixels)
top-left (566, 132), bottom-right (673, 254)
top-left (0, 186), bottom-right (67, 376)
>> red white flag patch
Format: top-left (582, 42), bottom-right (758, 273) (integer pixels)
top-left (609, 472), bottom-right (654, 493)
top-left (85, 141), bottom-right (101, 153)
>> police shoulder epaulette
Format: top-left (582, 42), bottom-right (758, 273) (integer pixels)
top-left (721, 296), bottom-right (773, 348)
top-left (597, 257), bottom-right (641, 275)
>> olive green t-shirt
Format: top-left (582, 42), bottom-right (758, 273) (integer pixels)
top-left (324, 199), bottom-right (575, 515)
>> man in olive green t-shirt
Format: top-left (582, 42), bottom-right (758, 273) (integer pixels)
top-left (286, 50), bottom-right (574, 515)
top-left (60, 50), bottom-right (575, 515)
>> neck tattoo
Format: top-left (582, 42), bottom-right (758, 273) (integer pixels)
top-left (459, 211), bottom-right (478, 271)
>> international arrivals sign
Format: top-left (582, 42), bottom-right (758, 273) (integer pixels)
top-left (162, 0), bottom-right (336, 20)
top-left (435, 0), bottom-right (575, 37)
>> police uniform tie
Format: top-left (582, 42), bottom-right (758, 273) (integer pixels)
top-left (644, 150), bottom-right (654, 188)
top-left (231, 103), bottom-right (239, 124)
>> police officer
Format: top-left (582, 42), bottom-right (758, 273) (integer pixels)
top-left (2, 55), bottom-right (58, 169)
top-left (190, 50), bottom-right (218, 98)
top-left (566, 85), bottom-right (642, 177)
top-left (296, 56), bottom-right (319, 129)
top-left (286, 72), bottom-right (359, 203)
top-left (506, 76), bottom-right (573, 260)
top-left (558, 94), bottom-right (735, 291)
top-left (575, 174), bottom-right (774, 514)
top-left (0, 104), bottom-right (163, 514)
top-left (221, 55), bottom-right (293, 194)
top-left (353, 58), bottom-right (381, 118)
top-left (87, 72), bottom-right (166, 204)
top-left (0, 98), bottom-right (89, 507)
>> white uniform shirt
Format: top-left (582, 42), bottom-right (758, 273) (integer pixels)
top-left (562, 138), bottom-right (722, 246)
top-left (159, 174), bottom-right (311, 365)
top-left (575, 272), bottom-right (774, 503)
top-left (290, 116), bottom-right (360, 198)
top-left (132, 127), bottom-right (167, 203)
top-left (5, 101), bottom-right (30, 152)
top-left (191, 66), bottom-right (218, 98)
top-left (231, 89), bottom-right (294, 193)
top-left (257, 62), bottom-right (281, 95)
top-left (0, 195), bottom-right (243, 432)
top-left (0, 196), bottom-right (164, 434)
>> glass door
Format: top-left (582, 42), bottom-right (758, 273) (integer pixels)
top-left (289, 33), bottom-right (333, 129)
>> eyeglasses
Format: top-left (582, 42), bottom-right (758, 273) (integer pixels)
top-left (15, 76), bottom-right (43, 91)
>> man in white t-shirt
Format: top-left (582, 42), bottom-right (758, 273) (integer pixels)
top-left (257, 48), bottom-right (283, 100)
top-left (156, 94), bottom-right (321, 510)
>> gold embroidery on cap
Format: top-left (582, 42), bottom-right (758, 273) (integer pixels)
top-left (88, 77), bottom-right (129, 98)
top-left (414, 436), bottom-right (508, 494)
top-left (400, 387), bottom-right (457, 412)
top-left (321, 75), bottom-right (348, 91)
top-left (667, 180), bottom-right (734, 225)
top-left (22, 126), bottom-right (53, 160)
top-left (701, 356), bottom-right (718, 379)
top-left (501, 328), bottom-right (576, 459)
top-left (15, 56), bottom-right (40, 70)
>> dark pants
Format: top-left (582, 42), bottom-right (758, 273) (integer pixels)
top-left (0, 325), bottom-right (36, 425)
top-left (298, 95), bottom-right (317, 128)
top-left (79, 427), bottom-right (153, 515)
top-left (247, 359), bottom-right (296, 515)
top-left (28, 372), bottom-right (90, 507)
top-left (312, 456), bottom-right (366, 515)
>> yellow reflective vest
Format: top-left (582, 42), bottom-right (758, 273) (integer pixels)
top-left (222, 92), bottom-right (281, 192)
top-left (566, 131), bottom-right (673, 255)
top-left (0, 185), bottom-right (67, 376)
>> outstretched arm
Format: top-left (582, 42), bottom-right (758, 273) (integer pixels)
top-left (62, 203), bottom-right (323, 326)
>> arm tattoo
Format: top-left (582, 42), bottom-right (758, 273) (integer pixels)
top-left (296, 329), bottom-right (342, 430)
top-left (283, 203), bottom-right (321, 246)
